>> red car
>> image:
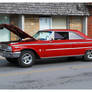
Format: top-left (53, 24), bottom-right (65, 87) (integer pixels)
top-left (0, 24), bottom-right (92, 67)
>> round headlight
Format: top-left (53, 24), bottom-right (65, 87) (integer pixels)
top-left (7, 46), bottom-right (12, 51)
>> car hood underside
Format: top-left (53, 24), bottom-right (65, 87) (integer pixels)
top-left (0, 24), bottom-right (36, 40)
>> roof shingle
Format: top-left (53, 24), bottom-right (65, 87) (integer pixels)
top-left (0, 3), bottom-right (89, 16)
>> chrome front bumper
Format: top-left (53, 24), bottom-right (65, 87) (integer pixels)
top-left (0, 50), bottom-right (21, 58)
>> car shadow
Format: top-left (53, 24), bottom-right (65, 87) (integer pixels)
top-left (35, 56), bottom-right (83, 65)
top-left (0, 58), bottom-right (19, 68)
top-left (0, 56), bottom-right (85, 68)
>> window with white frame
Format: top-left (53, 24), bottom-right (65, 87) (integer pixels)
top-left (40, 17), bottom-right (51, 30)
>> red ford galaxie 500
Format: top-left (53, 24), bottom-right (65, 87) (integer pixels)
top-left (0, 24), bottom-right (92, 67)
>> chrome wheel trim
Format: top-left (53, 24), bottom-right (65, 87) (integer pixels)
top-left (22, 53), bottom-right (32, 64)
top-left (87, 51), bottom-right (92, 59)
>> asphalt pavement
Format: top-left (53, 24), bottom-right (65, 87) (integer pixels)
top-left (0, 56), bottom-right (92, 89)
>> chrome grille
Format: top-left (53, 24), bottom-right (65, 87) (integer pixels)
top-left (0, 44), bottom-right (8, 50)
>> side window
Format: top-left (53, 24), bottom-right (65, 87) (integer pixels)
top-left (69, 32), bottom-right (83, 40)
top-left (55, 32), bottom-right (69, 40)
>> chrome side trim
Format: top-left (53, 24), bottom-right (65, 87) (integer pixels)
top-left (46, 46), bottom-right (92, 51)
top-left (41, 54), bottom-right (84, 59)
top-left (12, 41), bottom-right (92, 46)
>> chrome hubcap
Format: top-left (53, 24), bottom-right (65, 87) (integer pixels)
top-left (87, 51), bottom-right (92, 59)
top-left (22, 53), bottom-right (32, 64)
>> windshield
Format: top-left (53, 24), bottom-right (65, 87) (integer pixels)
top-left (33, 31), bottom-right (53, 40)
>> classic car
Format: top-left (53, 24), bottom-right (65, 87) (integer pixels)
top-left (0, 24), bottom-right (92, 67)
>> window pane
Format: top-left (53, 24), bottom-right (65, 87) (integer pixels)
top-left (33, 31), bottom-right (53, 40)
top-left (69, 32), bottom-right (83, 39)
top-left (55, 32), bottom-right (69, 40)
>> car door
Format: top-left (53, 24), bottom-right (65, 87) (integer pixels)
top-left (44, 31), bottom-right (73, 58)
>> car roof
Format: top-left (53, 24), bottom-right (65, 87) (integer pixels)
top-left (40, 29), bottom-right (79, 32)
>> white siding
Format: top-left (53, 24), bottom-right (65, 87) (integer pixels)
top-left (52, 16), bottom-right (66, 29)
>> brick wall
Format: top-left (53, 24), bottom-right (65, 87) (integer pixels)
top-left (88, 16), bottom-right (92, 38)
top-left (87, 6), bottom-right (92, 38)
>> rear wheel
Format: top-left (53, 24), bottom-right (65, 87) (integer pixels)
top-left (18, 50), bottom-right (35, 67)
top-left (6, 58), bottom-right (18, 64)
top-left (84, 50), bottom-right (92, 61)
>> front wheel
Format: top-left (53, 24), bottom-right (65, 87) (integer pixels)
top-left (18, 50), bottom-right (35, 67)
top-left (84, 50), bottom-right (92, 61)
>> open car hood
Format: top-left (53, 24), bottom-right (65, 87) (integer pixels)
top-left (0, 24), bottom-right (36, 40)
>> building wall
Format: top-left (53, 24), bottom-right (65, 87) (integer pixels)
top-left (24, 15), bottom-right (39, 36)
top-left (69, 16), bottom-right (83, 32)
top-left (52, 16), bottom-right (66, 29)
top-left (0, 14), bottom-right (86, 42)
top-left (24, 15), bottom-right (84, 36)
top-left (39, 17), bottom-right (51, 30)
top-left (88, 16), bottom-right (92, 38)
top-left (0, 15), bottom-right (19, 42)
top-left (10, 15), bottom-right (19, 41)
top-left (0, 15), bottom-right (10, 42)
top-left (87, 6), bottom-right (92, 38)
